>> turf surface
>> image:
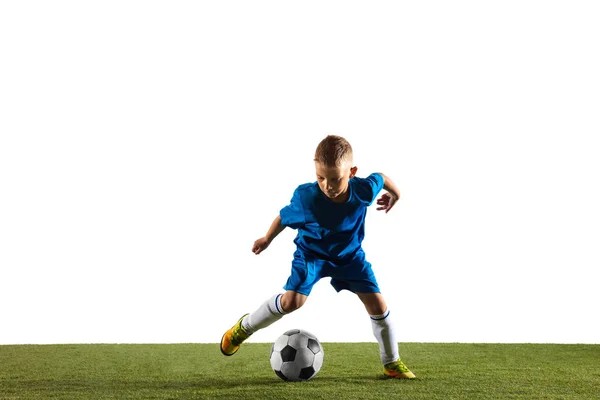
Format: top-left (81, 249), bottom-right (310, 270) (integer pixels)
top-left (0, 343), bottom-right (598, 399)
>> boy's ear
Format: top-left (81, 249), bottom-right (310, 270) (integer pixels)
top-left (350, 166), bottom-right (358, 178)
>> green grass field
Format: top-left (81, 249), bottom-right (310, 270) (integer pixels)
top-left (1, 343), bottom-right (598, 399)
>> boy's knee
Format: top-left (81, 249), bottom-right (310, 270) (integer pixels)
top-left (281, 291), bottom-right (307, 313)
top-left (357, 292), bottom-right (387, 316)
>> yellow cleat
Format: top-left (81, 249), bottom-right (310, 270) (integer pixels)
top-left (220, 314), bottom-right (251, 356)
top-left (384, 359), bottom-right (416, 379)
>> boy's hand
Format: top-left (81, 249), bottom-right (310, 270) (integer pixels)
top-left (252, 237), bottom-right (271, 255)
top-left (376, 192), bottom-right (398, 213)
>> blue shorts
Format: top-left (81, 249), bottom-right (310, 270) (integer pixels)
top-left (283, 249), bottom-right (380, 296)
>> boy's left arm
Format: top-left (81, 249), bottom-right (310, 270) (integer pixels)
top-left (376, 172), bottom-right (401, 213)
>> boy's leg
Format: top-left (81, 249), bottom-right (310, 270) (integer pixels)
top-left (357, 292), bottom-right (399, 364)
top-left (245, 292), bottom-right (285, 333)
top-left (245, 291), bottom-right (307, 333)
top-left (220, 291), bottom-right (307, 356)
top-left (356, 292), bottom-right (416, 379)
top-left (222, 250), bottom-right (316, 356)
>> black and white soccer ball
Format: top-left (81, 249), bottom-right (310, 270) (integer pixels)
top-left (270, 329), bottom-right (324, 381)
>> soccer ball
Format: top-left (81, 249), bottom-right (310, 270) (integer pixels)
top-left (270, 329), bottom-right (324, 381)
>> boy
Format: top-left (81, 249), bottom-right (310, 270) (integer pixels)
top-left (220, 135), bottom-right (415, 379)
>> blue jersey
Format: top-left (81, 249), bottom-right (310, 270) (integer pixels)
top-left (279, 173), bottom-right (384, 261)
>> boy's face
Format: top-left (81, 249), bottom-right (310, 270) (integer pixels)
top-left (315, 161), bottom-right (358, 202)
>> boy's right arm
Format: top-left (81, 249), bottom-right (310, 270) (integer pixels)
top-left (252, 215), bottom-right (286, 255)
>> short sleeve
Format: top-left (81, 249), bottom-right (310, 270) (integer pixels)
top-left (353, 173), bottom-right (385, 205)
top-left (279, 187), bottom-right (306, 229)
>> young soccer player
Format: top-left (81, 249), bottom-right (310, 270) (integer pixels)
top-left (220, 135), bottom-right (415, 379)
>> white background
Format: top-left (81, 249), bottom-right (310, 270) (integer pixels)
top-left (1, 1), bottom-right (599, 345)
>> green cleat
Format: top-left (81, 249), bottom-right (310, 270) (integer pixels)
top-left (220, 314), bottom-right (251, 356)
top-left (384, 359), bottom-right (416, 379)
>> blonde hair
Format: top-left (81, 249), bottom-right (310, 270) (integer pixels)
top-left (314, 135), bottom-right (353, 167)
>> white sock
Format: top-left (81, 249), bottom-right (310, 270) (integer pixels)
top-left (242, 293), bottom-right (287, 335)
top-left (370, 309), bottom-right (400, 365)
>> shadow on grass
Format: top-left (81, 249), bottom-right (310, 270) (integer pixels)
top-left (6, 373), bottom-right (421, 393)
top-left (161, 374), bottom-right (422, 390)
top-left (150, 374), bottom-right (399, 389)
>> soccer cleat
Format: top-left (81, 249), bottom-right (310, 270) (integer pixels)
top-left (384, 359), bottom-right (416, 379)
top-left (220, 314), bottom-right (251, 356)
